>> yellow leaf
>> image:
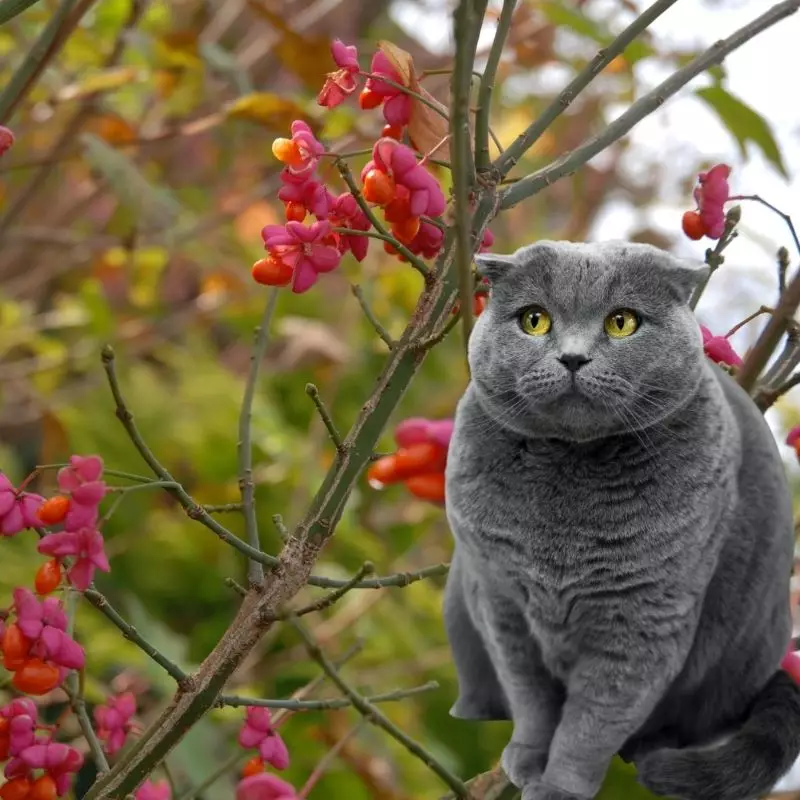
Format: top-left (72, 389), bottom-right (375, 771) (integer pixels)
top-left (56, 67), bottom-right (145, 102)
top-left (39, 410), bottom-right (70, 465)
top-left (225, 92), bottom-right (309, 131)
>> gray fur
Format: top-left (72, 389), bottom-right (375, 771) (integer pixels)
top-left (444, 241), bottom-right (796, 800)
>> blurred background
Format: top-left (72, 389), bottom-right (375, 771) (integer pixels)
top-left (0, 0), bottom-right (798, 797)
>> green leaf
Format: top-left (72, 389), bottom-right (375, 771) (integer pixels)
top-left (80, 132), bottom-right (184, 232)
top-left (540, 2), bottom-right (654, 63)
top-left (0, 0), bottom-right (42, 26)
top-left (695, 86), bottom-right (788, 177)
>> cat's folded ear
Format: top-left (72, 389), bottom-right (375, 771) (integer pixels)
top-left (649, 250), bottom-right (710, 304)
top-left (474, 252), bottom-right (516, 283)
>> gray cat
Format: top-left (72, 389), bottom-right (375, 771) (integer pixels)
top-left (443, 241), bottom-right (800, 800)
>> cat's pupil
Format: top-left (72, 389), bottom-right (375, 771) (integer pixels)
top-left (531, 313), bottom-right (540, 326)
top-left (614, 314), bottom-right (625, 329)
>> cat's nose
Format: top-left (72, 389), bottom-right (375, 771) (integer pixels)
top-left (558, 353), bottom-right (591, 372)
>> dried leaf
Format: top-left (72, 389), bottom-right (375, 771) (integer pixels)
top-left (376, 40), bottom-right (414, 85)
top-left (56, 66), bottom-right (144, 102)
top-left (225, 92), bottom-right (309, 131)
top-left (407, 79), bottom-right (450, 162)
top-left (373, 42), bottom-right (450, 162)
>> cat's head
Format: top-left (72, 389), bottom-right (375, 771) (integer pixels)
top-left (468, 240), bottom-right (709, 442)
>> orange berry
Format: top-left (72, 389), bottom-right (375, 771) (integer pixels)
top-left (473, 295), bottom-right (488, 316)
top-left (284, 202), bottom-right (306, 223)
top-left (382, 123), bottom-right (403, 140)
top-left (681, 210), bottom-right (705, 240)
top-left (29, 776), bottom-right (57, 800)
top-left (35, 559), bottom-right (62, 595)
top-left (366, 455), bottom-right (402, 489)
top-left (384, 193), bottom-right (411, 224)
top-left (0, 777), bottom-right (32, 800)
top-left (242, 757), bottom-right (265, 778)
top-left (2, 623), bottom-right (30, 671)
top-left (405, 473), bottom-right (446, 503)
top-left (37, 495), bottom-right (70, 525)
top-left (271, 138), bottom-right (302, 168)
top-left (392, 216), bottom-right (420, 245)
top-left (383, 240), bottom-right (398, 256)
top-left (251, 256), bottom-right (293, 287)
top-left (363, 169), bottom-right (395, 206)
top-left (393, 443), bottom-right (447, 478)
top-left (359, 88), bottom-right (383, 110)
top-left (12, 658), bottom-right (61, 695)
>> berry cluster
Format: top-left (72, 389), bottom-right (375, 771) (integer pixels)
top-left (0, 699), bottom-right (83, 800)
top-left (251, 39), bottom-right (493, 295)
top-left (367, 417), bottom-right (453, 504)
top-left (236, 708), bottom-right (296, 800)
top-left (681, 164), bottom-right (731, 241)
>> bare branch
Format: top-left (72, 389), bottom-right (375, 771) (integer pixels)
top-left (238, 288), bottom-right (280, 586)
top-left (500, 0), bottom-right (800, 208)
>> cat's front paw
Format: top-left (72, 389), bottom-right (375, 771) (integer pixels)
top-left (501, 741), bottom-right (548, 788)
top-left (521, 782), bottom-right (586, 800)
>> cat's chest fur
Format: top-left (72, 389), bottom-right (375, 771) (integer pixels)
top-left (445, 382), bottom-right (738, 676)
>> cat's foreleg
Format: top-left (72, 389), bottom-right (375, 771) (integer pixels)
top-left (444, 551), bottom-right (510, 721)
top-left (476, 590), bottom-right (563, 788)
top-left (530, 656), bottom-right (677, 800)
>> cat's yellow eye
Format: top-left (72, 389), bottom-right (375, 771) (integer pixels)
top-left (520, 307), bottom-right (552, 336)
top-left (604, 309), bottom-right (640, 338)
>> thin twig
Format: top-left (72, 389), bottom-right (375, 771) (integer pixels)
top-left (101, 345), bottom-right (279, 567)
top-left (66, 675), bottom-right (110, 775)
top-left (500, 0), bottom-right (800, 208)
top-left (351, 285), bottom-right (394, 349)
top-left (359, 71), bottom-right (449, 119)
top-left (219, 681), bottom-right (439, 711)
top-left (725, 306), bottom-right (773, 339)
top-left (689, 207), bottom-right (740, 310)
top-left (418, 312), bottom-right (462, 351)
top-left (0, 0), bottom-right (84, 123)
top-left (291, 618), bottom-right (469, 798)
top-left (281, 563), bottom-right (373, 619)
top-left (204, 503), bottom-right (243, 513)
top-left (495, 0), bottom-right (678, 177)
top-left (83, 588), bottom-right (188, 684)
top-left (757, 371), bottom-right (800, 410)
top-left (307, 562), bottom-right (449, 590)
top-left (475, 0), bottom-right (517, 172)
top-left (178, 646), bottom-right (364, 800)
top-left (335, 161), bottom-right (431, 280)
top-left (730, 194), bottom-right (800, 258)
top-left (737, 262), bottom-right (800, 393)
top-left (238, 288), bottom-right (280, 586)
top-left (778, 246), bottom-right (790, 296)
top-left (272, 514), bottom-right (290, 542)
top-left (225, 577), bottom-right (247, 597)
top-left (297, 720), bottom-right (367, 799)
top-left (306, 383), bottom-right (345, 456)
